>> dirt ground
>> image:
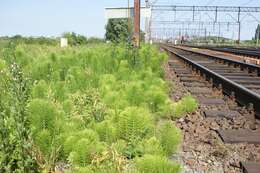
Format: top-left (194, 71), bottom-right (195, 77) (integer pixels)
top-left (164, 55), bottom-right (260, 173)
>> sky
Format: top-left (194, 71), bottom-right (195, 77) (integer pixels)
top-left (0, 0), bottom-right (260, 39)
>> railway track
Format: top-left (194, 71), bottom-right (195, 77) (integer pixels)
top-left (162, 44), bottom-right (260, 173)
top-left (184, 45), bottom-right (260, 59)
top-left (210, 47), bottom-right (260, 59)
top-left (164, 44), bottom-right (260, 118)
top-left (205, 47), bottom-right (260, 59)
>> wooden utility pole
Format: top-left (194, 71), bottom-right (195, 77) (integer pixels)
top-left (134, 0), bottom-right (141, 47)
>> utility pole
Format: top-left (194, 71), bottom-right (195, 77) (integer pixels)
top-left (257, 25), bottom-right (260, 45)
top-left (145, 0), bottom-right (151, 43)
top-left (204, 28), bottom-right (207, 44)
top-left (134, 0), bottom-right (141, 47)
top-left (128, 0), bottom-right (131, 33)
top-left (257, 30), bottom-right (259, 45)
top-left (237, 7), bottom-right (241, 44)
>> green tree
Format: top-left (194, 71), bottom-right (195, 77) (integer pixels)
top-left (105, 18), bottom-right (131, 43)
top-left (62, 32), bottom-right (87, 46)
top-left (87, 37), bottom-right (105, 44)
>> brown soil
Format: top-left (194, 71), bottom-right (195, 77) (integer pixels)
top-left (164, 54), bottom-right (260, 173)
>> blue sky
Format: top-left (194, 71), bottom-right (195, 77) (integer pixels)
top-left (0, 0), bottom-right (260, 39)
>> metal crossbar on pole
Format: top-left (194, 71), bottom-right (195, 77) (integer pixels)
top-left (153, 21), bottom-right (239, 26)
top-left (151, 5), bottom-right (260, 13)
top-left (150, 5), bottom-right (260, 44)
top-left (105, 4), bottom-right (260, 43)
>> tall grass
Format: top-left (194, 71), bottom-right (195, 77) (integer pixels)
top-left (0, 43), bottom-right (197, 172)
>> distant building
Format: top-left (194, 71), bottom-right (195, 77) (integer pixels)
top-left (60, 38), bottom-right (68, 48)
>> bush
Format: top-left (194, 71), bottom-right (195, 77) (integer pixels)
top-left (157, 122), bottom-right (182, 156)
top-left (64, 129), bottom-right (100, 155)
top-left (27, 99), bottom-right (62, 135)
top-left (173, 95), bottom-right (198, 118)
top-left (135, 155), bottom-right (181, 173)
top-left (141, 137), bottom-right (164, 156)
top-left (68, 139), bottom-right (104, 167)
top-left (68, 90), bottom-right (107, 125)
top-left (181, 95), bottom-right (198, 113)
top-left (31, 80), bottom-right (49, 99)
top-left (117, 107), bottom-right (154, 143)
top-left (0, 63), bottom-right (37, 172)
top-left (27, 98), bottom-right (64, 167)
top-left (94, 120), bottom-right (117, 143)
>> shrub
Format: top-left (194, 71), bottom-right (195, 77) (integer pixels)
top-left (157, 122), bottom-right (182, 156)
top-left (141, 137), bottom-right (164, 156)
top-left (117, 107), bottom-right (154, 143)
top-left (27, 99), bottom-right (62, 135)
top-left (94, 120), bottom-right (117, 143)
top-left (68, 139), bottom-right (104, 167)
top-left (51, 81), bottom-right (68, 101)
top-left (69, 90), bottom-right (107, 124)
top-left (144, 86), bottom-right (168, 114)
top-left (65, 129), bottom-right (105, 170)
top-left (91, 145), bottom-right (129, 173)
top-left (31, 80), bottom-right (49, 99)
top-left (27, 98), bottom-right (64, 168)
top-left (124, 81), bottom-right (145, 106)
top-left (135, 155), bottom-right (181, 173)
top-left (65, 66), bottom-right (89, 92)
top-left (181, 95), bottom-right (198, 113)
top-left (64, 129), bottom-right (100, 155)
top-left (172, 95), bottom-right (198, 118)
top-left (0, 62), bottom-right (38, 172)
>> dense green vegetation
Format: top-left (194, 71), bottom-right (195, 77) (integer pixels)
top-left (0, 42), bottom-right (197, 172)
top-left (0, 35), bottom-right (104, 48)
top-left (1, 35), bottom-right (59, 46)
top-left (62, 32), bottom-right (104, 46)
top-left (105, 18), bottom-right (144, 43)
top-left (105, 18), bottom-right (131, 43)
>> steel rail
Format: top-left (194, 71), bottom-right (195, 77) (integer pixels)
top-left (208, 47), bottom-right (260, 59)
top-left (183, 45), bottom-right (260, 59)
top-left (162, 45), bottom-right (260, 118)
top-left (171, 45), bottom-right (260, 76)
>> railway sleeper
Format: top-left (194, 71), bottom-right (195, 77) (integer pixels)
top-left (217, 129), bottom-right (260, 145)
top-left (197, 97), bottom-right (226, 105)
top-left (187, 87), bottom-right (212, 95)
top-left (183, 82), bottom-right (211, 87)
top-left (203, 110), bottom-right (240, 120)
top-left (165, 46), bottom-right (260, 173)
top-left (241, 162), bottom-right (260, 173)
